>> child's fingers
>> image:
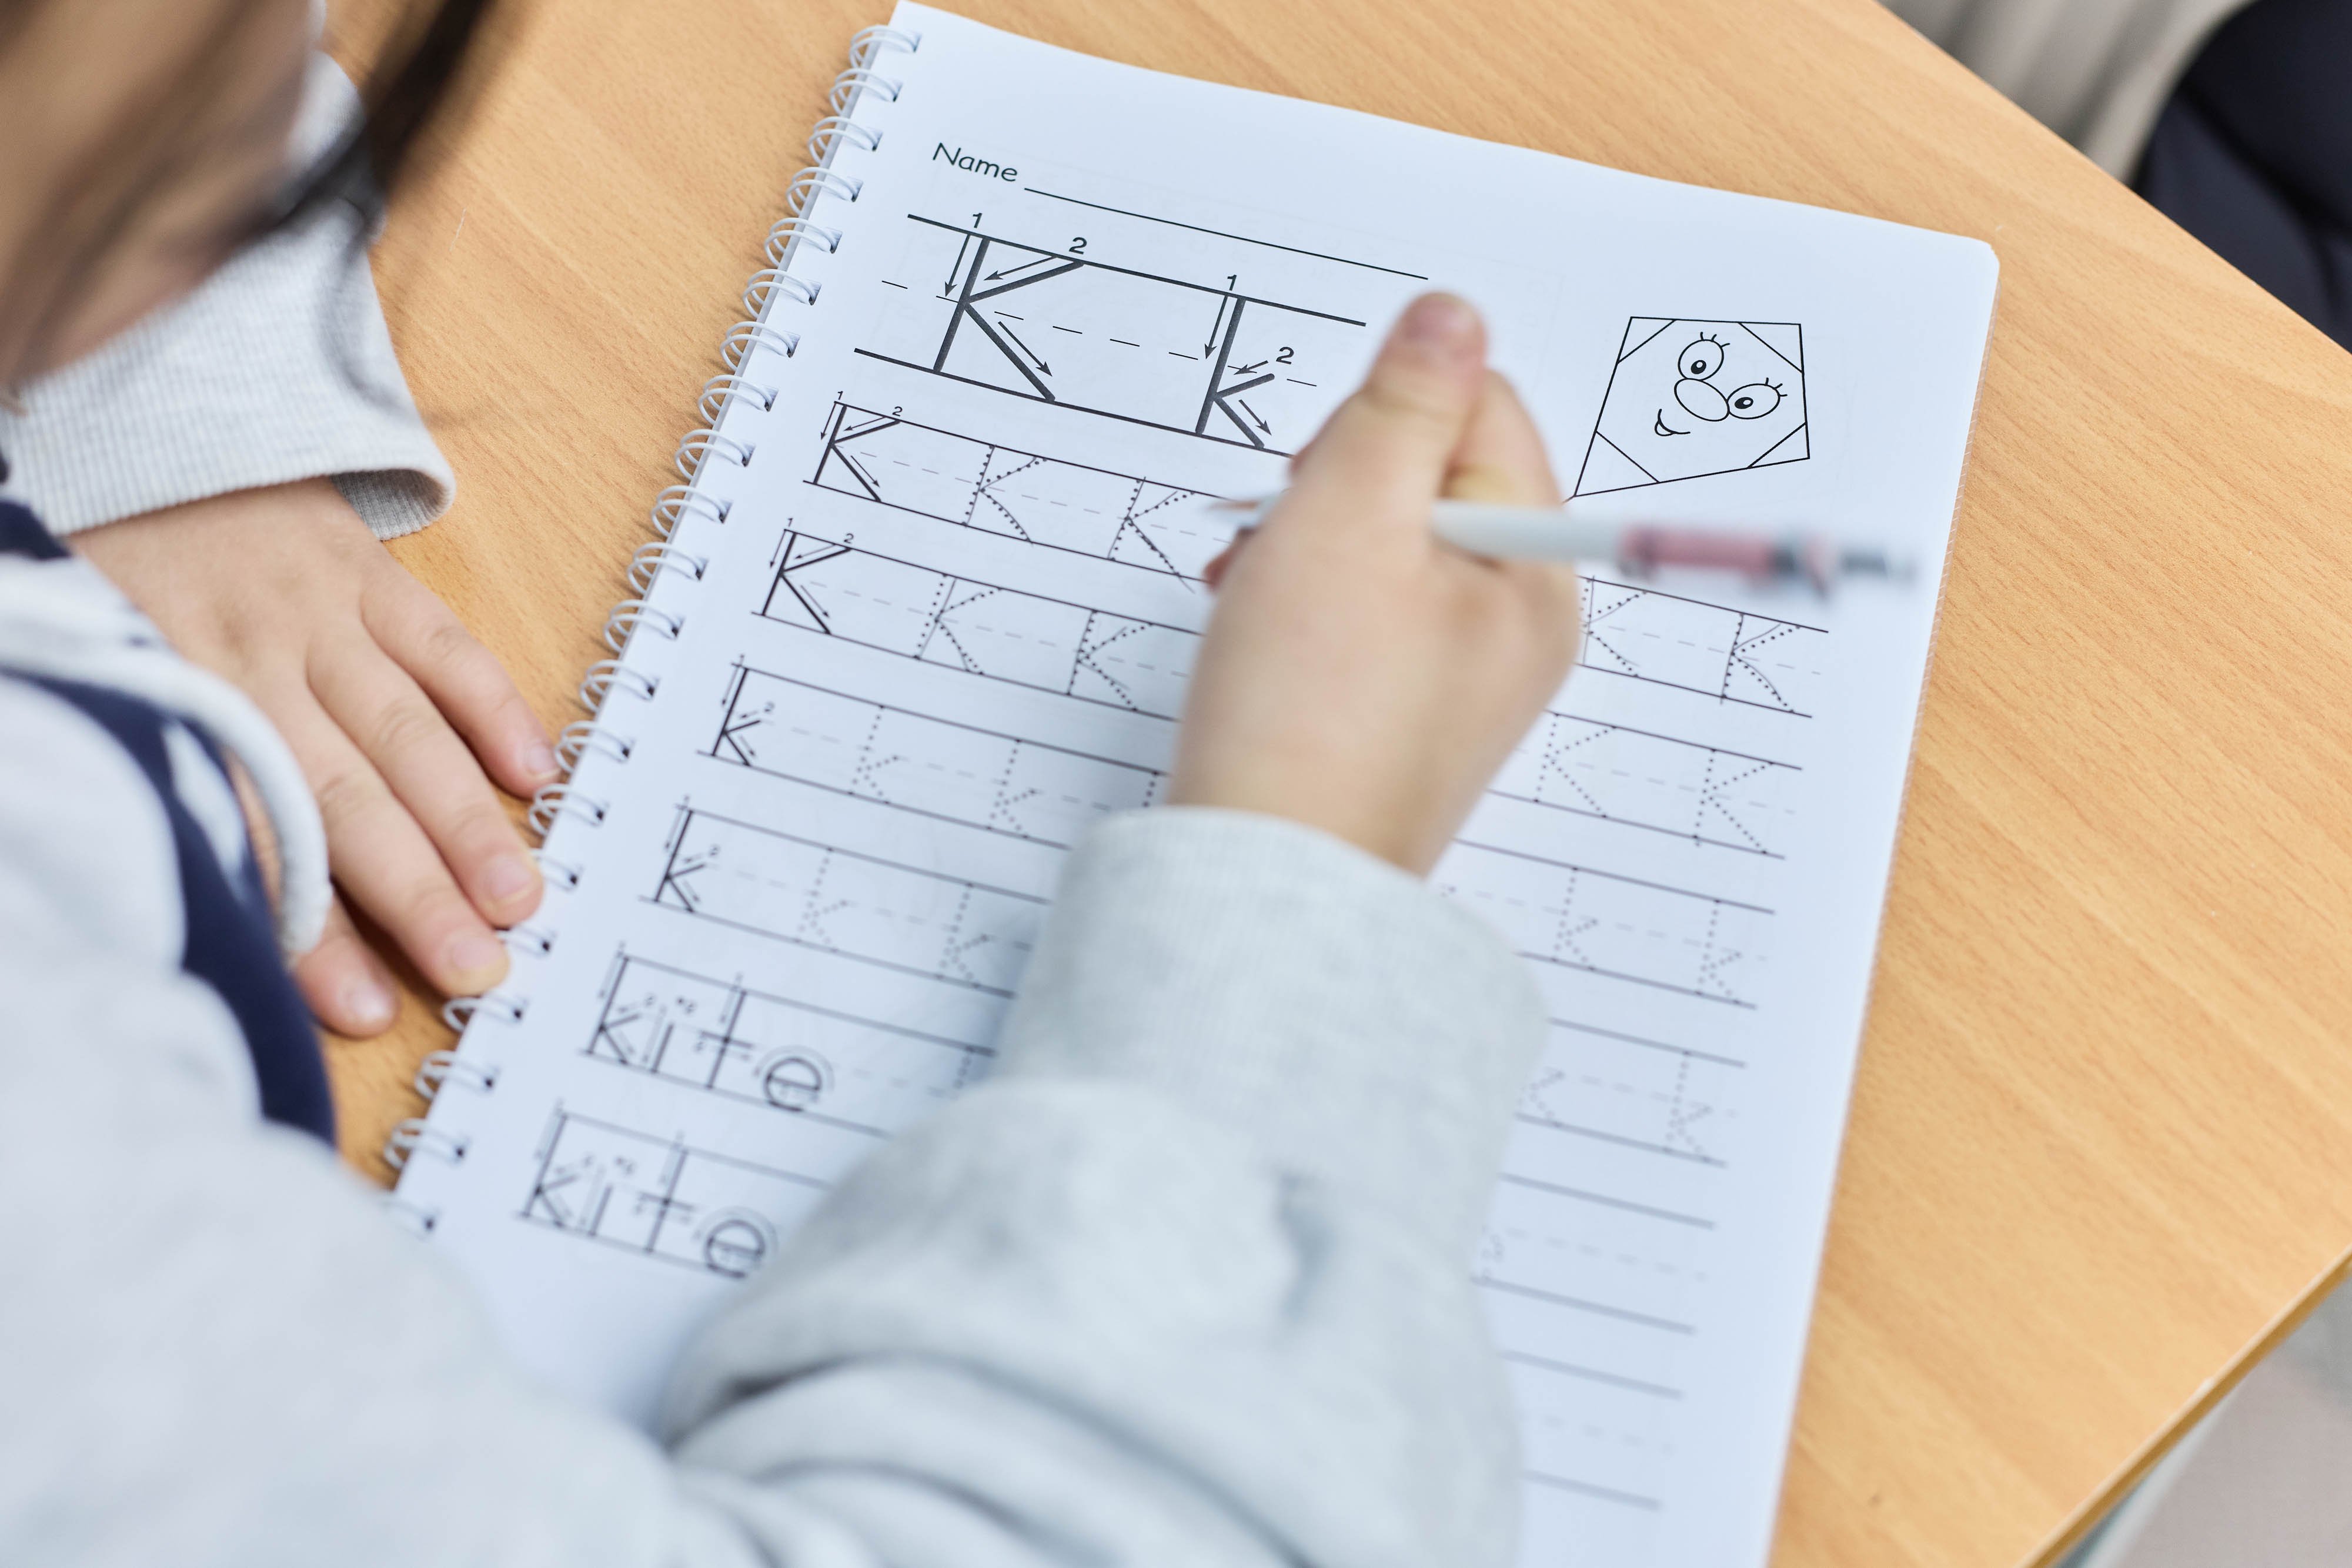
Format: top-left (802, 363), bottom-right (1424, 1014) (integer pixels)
top-left (1444, 371), bottom-right (1561, 507)
top-left (1442, 372), bottom-right (1582, 637)
top-left (1200, 531), bottom-right (1249, 590)
top-left (363, 564), bottom-right (558, 798)
top-left (1281, 292), bottom-right (1487, 539)
top-left (263, 681), bottom-right (512, 999)
top-left (290, 895), bottom-right (400, 1038)
top-left (304, 637), bottom-right (543, 931)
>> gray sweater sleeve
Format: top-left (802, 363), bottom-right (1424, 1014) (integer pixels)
top-left (0, 637), bottom-right (1544, 1568)
top-left (664, 808), bottom-right (1546, 1567)
top-left (0, 54), bottom-right (453, 540)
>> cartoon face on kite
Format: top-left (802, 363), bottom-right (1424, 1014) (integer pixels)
top-left (1575, 317), bottom-right (1809, 496)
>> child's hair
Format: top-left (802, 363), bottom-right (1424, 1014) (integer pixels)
top-left (273, 0), bottom-right (502, 239)
top-left (0, 0), bottom-right (500, 377)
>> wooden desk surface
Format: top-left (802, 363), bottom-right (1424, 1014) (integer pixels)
top-left (328, 1), bottom-right (2352, 1563)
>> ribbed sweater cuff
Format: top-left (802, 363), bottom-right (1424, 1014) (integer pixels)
top-left (0, 55), bottom-right (452, 541)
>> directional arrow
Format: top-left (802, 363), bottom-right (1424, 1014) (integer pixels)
top-left (984, 255), bottom-right (1057, 282)
top-left (943, 231), bottom-right (973, 294)
top-left (1203, 295), bottom-right (1232, 356)
top-left (998, 322), bottom-right (1053, 376)
top-left (1231, 359), bottom-right (1267, 374)
top-left (1237, 397), bottom-right (1272, 434)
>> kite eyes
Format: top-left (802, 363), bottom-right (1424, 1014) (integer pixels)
top-left (1726, 382), bottom-right (1783, 420)
top-left (1679, 337), bottom-right (1725, 379)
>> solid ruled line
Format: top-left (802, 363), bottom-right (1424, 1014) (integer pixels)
top-left (1496, 1170), bottom-right (1714, 1228)
top-left (1522, 1470), bottom-right (1663, 1511)
top-left (1022, 185), bottom-right (1431, 279)
top-left (1499, 1348), bottom-right (1682, 1399)
top-left (1475, 1274), bottom-right (1695, 1333)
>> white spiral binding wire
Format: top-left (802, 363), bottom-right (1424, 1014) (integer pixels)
top-left (699, 375), bottom-right (776, 423)
top-left (808, 116), bottom-right (883, 160)
top-left (674, 429), bottom-right (756, 479)
top-left (724, 320), bottom-right (801, 367)
top-left (526, 784), bottom-right (609, 838)
top-left (743, 269), bottom-right (821, 315)
top-left (415, 1049), bottom-right (499, 1098)
top-left (629, 541), bottom-right (709, 592)
top-left (653, 484), bottom-right (730, 537)
top-left (556, 719), bottom-right (636, 766)
top-left (442, 992), bottom-right (526, 1030)
top-left (385, 1199), bottom-right (438, 1236)
top-left (787, 167), bottom-right (863, 213)
top-left (831, 67), bottom-right (902, 113)
top-left (383, 1121), bottom-right (467, 1171)
top-left (390, 1050), bottom-right (496, 1227)
top-left (502, 924), bottom-right (558, 958)
top-left (395, 21), bottom-right (919, 1182)
top-left (602, 599), bottom-right (684, 653)
top-left (766, 218), bottom-right (840, 264)
top-left (848, 24), bottom-right (920, 67)
top-left (579, 658), bottom-right (658, 711)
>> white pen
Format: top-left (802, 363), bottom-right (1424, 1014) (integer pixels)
top-left (1207, 495), bottom-right (1900, 591)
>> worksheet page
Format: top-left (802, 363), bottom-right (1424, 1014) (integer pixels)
top-left (392, 10), bottom-right (1998, 1565)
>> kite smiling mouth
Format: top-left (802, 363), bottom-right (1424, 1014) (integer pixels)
top-left (1653, 410), bottom-right (1689, 436)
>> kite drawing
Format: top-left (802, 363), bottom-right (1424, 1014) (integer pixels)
top-left (1574, 317), bottom-right (1809, 496)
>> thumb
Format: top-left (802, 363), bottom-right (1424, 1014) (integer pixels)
top-left (1282, 293), bottom-right (1488, 536)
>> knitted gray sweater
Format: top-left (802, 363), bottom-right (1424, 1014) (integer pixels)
top-left (0, 51), bottom-right (1545, 1568)
top-left (0, 547), bottom-right (1545, 1565)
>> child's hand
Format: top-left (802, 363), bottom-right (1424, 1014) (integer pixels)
top-left (1171, 294), bottom-right (1580, 875)
top-left (72, 480), bottom-right (556, 1035)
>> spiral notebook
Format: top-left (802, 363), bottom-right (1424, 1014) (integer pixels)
top-left (389, 8), bottom-right (1997, 1564)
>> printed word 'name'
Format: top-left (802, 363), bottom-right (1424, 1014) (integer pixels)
top-left (934, 143), bottom-right (1017, 181)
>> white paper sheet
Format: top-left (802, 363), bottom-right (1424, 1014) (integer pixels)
top-left (392, 11), bottom-right (1997, 1563)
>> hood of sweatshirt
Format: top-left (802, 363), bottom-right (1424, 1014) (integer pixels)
top-left (0, 502), bottom-right (329, 955)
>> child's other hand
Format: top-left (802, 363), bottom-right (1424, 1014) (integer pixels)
top-left (1171, 294), bottom-right (1580, 875)
top-left (73, 480), bottom-right (556, 1035)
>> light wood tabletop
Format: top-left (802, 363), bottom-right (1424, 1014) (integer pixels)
top-left (327, 1), bottom-right (2352, 1563)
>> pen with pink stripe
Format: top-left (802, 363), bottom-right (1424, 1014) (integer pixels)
top-left (1207, 495), bottom-right (1903, 591)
